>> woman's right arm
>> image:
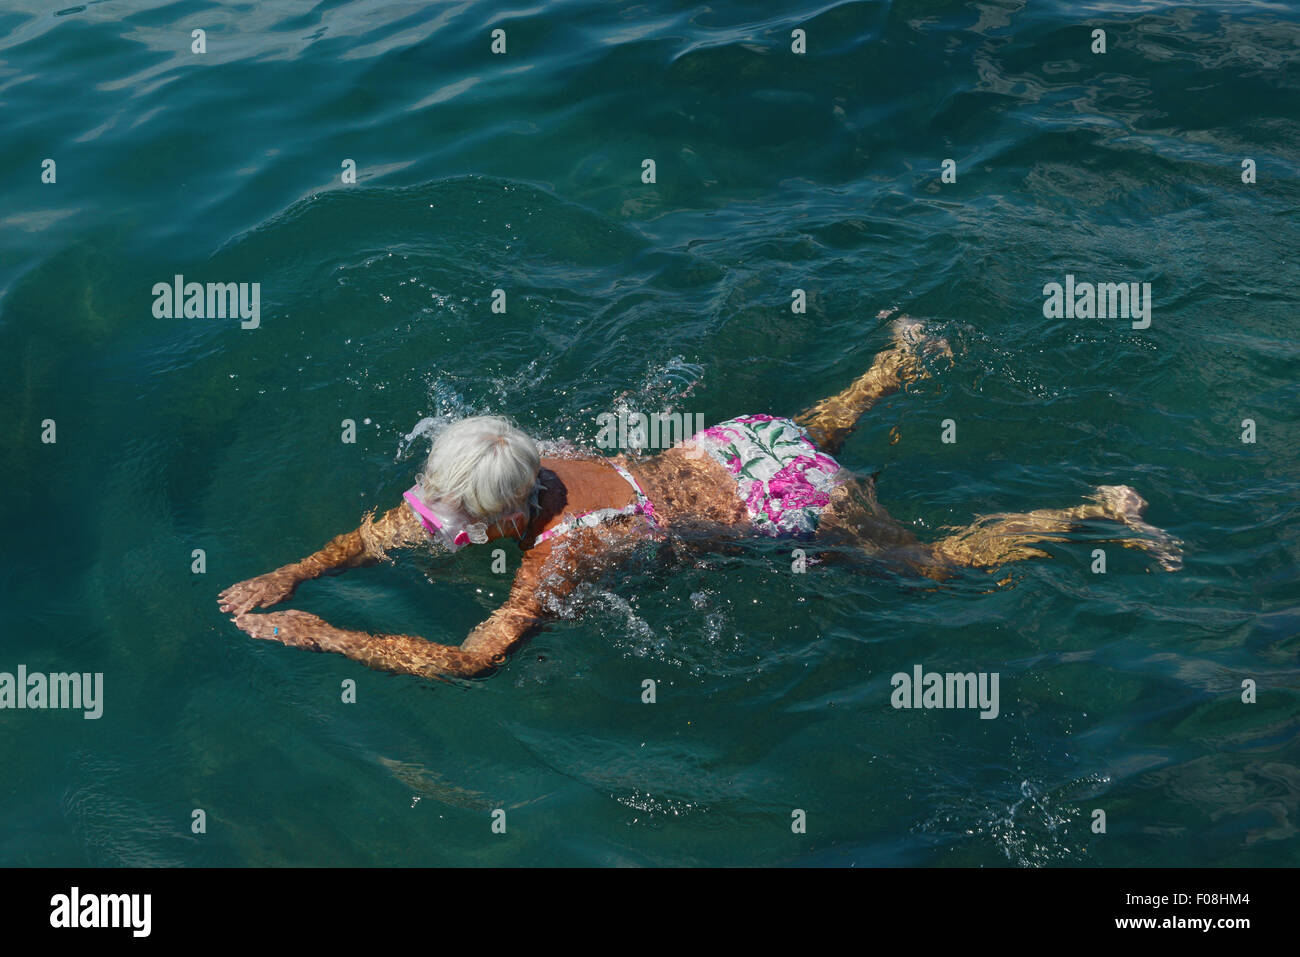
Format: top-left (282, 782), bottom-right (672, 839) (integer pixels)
top-left (218, 503), bottom-right (425, 615)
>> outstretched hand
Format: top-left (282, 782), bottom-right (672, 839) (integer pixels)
top-left (218, 567), bottom-right (300, 615)
top-left (232, 608), bottom-right (340, 651)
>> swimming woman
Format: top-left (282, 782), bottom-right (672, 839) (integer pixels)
top-left (219, 316), bottom-right (1182, 678)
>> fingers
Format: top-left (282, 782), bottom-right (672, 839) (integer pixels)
top-left (234, 611), bottom-right (332, 651)
top-left (227, 601), bottom-right (333, 655)
top-left (232, 611), bottom-right (280, 641)
top-left (217, 582), bottom-right (253, 615)
top-left (217, 579), bottom-right (282, 615)
top-left (218, 590), bottom-right (254, 615)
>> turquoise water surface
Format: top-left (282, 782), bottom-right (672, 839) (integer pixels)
top-left (1, 0), bottom-right (1298, 866)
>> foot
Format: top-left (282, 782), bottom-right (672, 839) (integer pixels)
top-left (1093, 484), bottom-right (1148, 522)
top-left (890, 315), bottom-right (954, 364)
top-left (1092, 485), bottom-right (1184, 572)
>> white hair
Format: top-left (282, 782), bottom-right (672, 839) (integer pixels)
top-left (415, 415), bottom-right (541, 525)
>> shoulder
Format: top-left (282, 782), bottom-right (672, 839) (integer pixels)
top-left (519, 467), bottom-right (568, 551)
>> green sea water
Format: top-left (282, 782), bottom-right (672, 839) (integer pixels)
top-left (1, 0), bottom-right (1297, 866)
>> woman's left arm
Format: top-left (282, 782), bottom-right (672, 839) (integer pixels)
top-left (231, 546), bottom-right (554, 678)
top-left (232, 609), bottom-right (516, 678)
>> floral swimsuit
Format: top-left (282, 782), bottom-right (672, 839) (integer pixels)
top-left (418, 415), bottom-right (842, 551)
top-left (690, 415), bottom-right (846, 537)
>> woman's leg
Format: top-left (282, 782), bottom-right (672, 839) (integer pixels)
top-left (927, 485), bottom-right (1183, 572)
top-left (817, 475), bottom-right (917, 549)
top-left (811, 475), bottom-right (968, 579)
top-left (794, 312), bottom-right (951, 455)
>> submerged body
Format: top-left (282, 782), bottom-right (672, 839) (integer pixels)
top-left (219, 315), bottom-right (1182, 679)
